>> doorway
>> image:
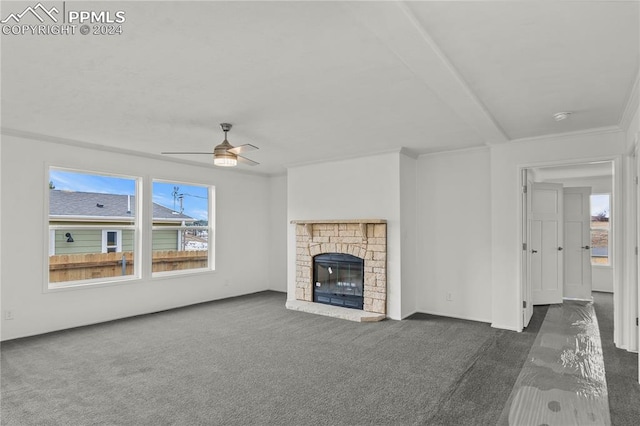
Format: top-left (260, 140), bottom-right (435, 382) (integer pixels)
top-left (520, 160), bottom-right (616, 329)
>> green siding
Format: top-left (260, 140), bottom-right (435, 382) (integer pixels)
top-left (53, 230), bottom-right (137, 254)
top-left (122, 230), bottom-right (134, 252)
top-left (51, 226), bottom-right (178, 254)
top-left (152, 229), bottom-right (179, 251)
top-left (54, 229), bottom-right (102, 254)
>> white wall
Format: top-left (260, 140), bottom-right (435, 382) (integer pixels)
top-left (417, 148), bottom-right (492, 323)
top-left (399, 153), bottom-right (418, 318)
top-left (287, 151), bottom-right (404, 319)
top-left (268, 174), bottom-right (288, 292)
top-left (490, 130), bottom-right (627, 332)
top-left (1, 135), bottom-right (273, 340)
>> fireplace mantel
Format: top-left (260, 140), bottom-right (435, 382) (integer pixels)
top-left (290, 219), bottom-right (386, 244)
top-left (290, 219), bottom-right (387, 224)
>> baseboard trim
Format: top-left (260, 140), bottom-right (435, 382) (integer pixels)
top-left (491, 323), bottom-right (522, 332)
top-left (401, 310), bottom-right (418, 320)
top-left (1, 290), bottom-right (280, 342)
top-left (416, 309), bottom-right (491, 324)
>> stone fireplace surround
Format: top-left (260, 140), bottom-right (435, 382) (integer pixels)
top-left (287, 219), bottom-right (387, 322)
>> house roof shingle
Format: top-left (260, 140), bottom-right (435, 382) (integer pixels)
top-left (49, 190), bottom-right (194, 221)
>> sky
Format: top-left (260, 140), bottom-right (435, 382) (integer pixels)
top-left (49, 169), bottom-right (209, 220)
top-left (590, 194), bottom-right (610, 218)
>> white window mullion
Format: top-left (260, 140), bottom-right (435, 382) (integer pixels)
top-left (49, 229), bottom-right (56, 255)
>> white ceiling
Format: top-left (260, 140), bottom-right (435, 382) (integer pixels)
top-left (2, 1), bottom-right (638, 175)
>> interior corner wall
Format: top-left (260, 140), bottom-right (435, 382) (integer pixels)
top-left (623, 154), bottom-right (638, 352)
top-left (399, 153), bottom-right (418, 318)
top-left (416, 148), bottom-right (492, 323)
top-left (0, 135), bottom-right (273, 341)
top-left (268, 174), bottom-right (288, 293)
top-left (490, 131), bottom-right (626, 332)
top-left (622, 97), bottom-right (639, 353)
top-left (286, 152), bottom-right (403, 319)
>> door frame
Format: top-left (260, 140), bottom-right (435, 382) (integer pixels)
top-left (633, 135), bottom-right (640, 383)
top-left (521, 169), bottom-right (533, 327)
top-left (518, 156), bottom-right (623, 342)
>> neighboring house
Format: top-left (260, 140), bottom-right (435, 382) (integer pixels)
top-left (49, 190), bottom-right (195, 255)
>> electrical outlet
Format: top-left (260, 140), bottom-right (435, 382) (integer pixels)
top-left (4, 310), bottom-right (14, 320)
top-left (446, 292), bottom-right (453, 302)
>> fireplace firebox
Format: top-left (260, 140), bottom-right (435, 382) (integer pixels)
top-left (313, 253), bottom-right (364, 310)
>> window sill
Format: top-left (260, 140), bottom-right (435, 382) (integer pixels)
top-left (151, 268), bottom-right (215, 280)
top-left (46, 275), bottom-right (140, 292)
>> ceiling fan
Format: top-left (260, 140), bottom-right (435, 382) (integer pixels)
top-left (161, 123), bottom-right (259, 167)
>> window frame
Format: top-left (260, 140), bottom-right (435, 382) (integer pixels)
top-left (45, 166), bottom-right (142, 291)
top-left (150, 179), bottom-right (215, 278)
top-left (102, 229), bottom-right (123, 253)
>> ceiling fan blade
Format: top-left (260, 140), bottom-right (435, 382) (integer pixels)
top-left (227, 144), bottom-right (258, 155)
top-left (161, 152), bottom-right (214, 155)
top-left (237, 155), bottom-right (259, 166)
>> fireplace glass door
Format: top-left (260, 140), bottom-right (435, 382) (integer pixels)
top-left (313, 253), bottom-right (364, 310)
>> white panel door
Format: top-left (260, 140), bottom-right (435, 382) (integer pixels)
top-left (563, 187), bottom-right (592, 300)
top-left (531, 183), bottom-right (564, 305)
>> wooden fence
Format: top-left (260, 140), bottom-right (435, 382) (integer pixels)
top-left (152, 250), bottom-right (208, 273)
top-left (49, 250), bottom-right (208, 283)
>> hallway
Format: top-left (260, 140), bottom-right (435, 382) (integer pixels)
top-left (501, 300), bottom-right (609, 424)
top-left (501, 293), bottom-right (639, 425)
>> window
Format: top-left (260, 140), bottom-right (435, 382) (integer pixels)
top-left (102, 230), bottom-right (122, 253)
top-left (590, 194), bottom-right (610, 266)
top-left (48, 168), bottom-right (139, 288)
top-left (151, 181), bottom-right (213, 275)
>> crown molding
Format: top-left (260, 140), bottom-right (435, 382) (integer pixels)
top-left (417, 144), bottom-right (490, 159)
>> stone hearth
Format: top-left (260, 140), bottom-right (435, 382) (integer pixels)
top-left (290, 219), bottom-right (387, 320)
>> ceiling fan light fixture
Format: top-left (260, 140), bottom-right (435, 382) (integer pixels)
top-left (213, 138), bottom-right (238, 167)
top-left (161, 122), bottom-right (258, 167)
top-left (214, 155), bottom-right (238, 167)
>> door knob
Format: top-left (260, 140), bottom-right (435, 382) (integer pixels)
top-left (558, 247), bottom-right (563, 251)
top-left (531, 249), bottom-right (538, 254)
top-left (582, 245), bottom-right (590, 250)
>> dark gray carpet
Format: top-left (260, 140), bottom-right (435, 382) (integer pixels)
top-left (1, 291), bottom-right (528, 426)
top-left (592, 291), bottom-right (640, 426)
top-left (1, 291), bottom-right (635, 425)
top-left (421, 305), bottom-right (548, 425)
